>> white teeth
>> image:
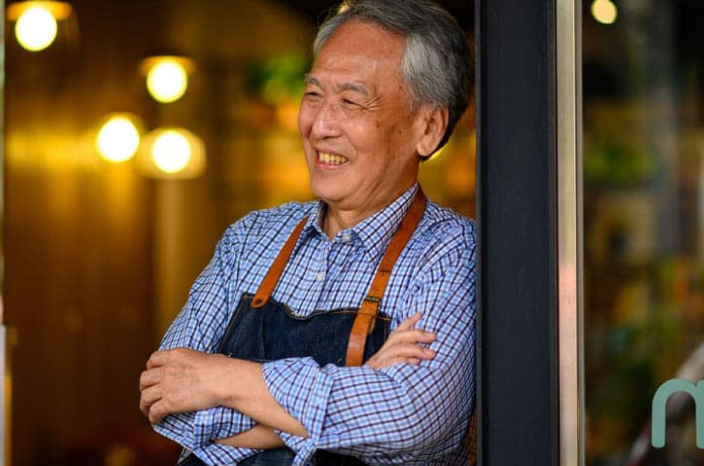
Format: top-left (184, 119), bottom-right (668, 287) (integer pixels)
top-left (318, 152), bottom-right (347, 165)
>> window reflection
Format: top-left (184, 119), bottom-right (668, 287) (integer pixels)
top-left (584, 0), bottom-right (704, 464)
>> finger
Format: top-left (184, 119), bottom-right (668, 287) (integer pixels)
top-left (377, 330), bottom-right (435, 357)
top-left (148, 400), bottom-right (168, 424)
top-left (370, 355), bottom-right (423, 369)
top-left (148, 394), bottom-right (179, 424)
top-left (139, 368), bottom-right (162, 391)
top-left (386, 329), bottom-right (437, 345)
top-left (148, 348), bottom-right (193, 368)
top-left (139, 385), bottom-right (162, 417)
top-left (147, 350), bottom-right (173, 369)
top-left (369, 344), bottom-right (436, 369)
top-left (140, 397), bottom-right (154, 418)
top-left (395, 312), bottom-right (423, 331)
top-left (385, 342), bottom-right (437, 360)
top-left (140, 399), bottom-right (149, 418)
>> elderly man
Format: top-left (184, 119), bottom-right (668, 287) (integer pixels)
top-left (139, 0), bottom-right (475, 464)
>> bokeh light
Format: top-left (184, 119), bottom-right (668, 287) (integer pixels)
top-left (151, 130), bottom-right (192, 173)
top-left (96, 115), bottom-right (141, 163)
top-left (591, 0), bottom-right (618, 25)
top-left (146, 59), bottom-right (189, 103)
top-left (15, 5), bottom-right (58, 52)
top-left (138, 127), bottom-right (206, 178)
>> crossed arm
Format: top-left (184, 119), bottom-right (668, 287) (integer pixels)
top-left (139, 218), bottom-right (476, 464)
top-left (139, 312), bottom-right (437, 449)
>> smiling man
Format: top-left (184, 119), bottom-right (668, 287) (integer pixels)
top-left (139, 1), bottom-right (475, 465)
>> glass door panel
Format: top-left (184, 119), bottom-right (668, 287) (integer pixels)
top-left (583, 1), bottom-right (704, 464)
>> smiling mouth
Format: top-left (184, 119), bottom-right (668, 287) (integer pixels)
top-left (317, 151), bottom-right (349, 166)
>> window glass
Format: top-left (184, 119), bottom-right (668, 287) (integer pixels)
top-left (584, 1), bottom-right (704, 464)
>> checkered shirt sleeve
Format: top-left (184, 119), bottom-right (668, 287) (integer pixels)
top-left (153, 222), bottom-right (262, 464)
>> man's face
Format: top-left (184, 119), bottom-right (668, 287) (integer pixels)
top-left (299, 20), bottom-right (422, 216)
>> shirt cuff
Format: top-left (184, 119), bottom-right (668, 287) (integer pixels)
top-left (154, 412), bottom-right (198, 450)
top-left (194, 406), bottom-right (257, 445)
top-left (189, 442), bottom-right (261, 465)
top-left (154, 409), bottom-right (258, 466)
top-left (262, 357), bottom-right (334, 466)
top-left (275, 430), bottom-right (313, 464)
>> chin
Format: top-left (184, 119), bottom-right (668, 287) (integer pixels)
top-left (310, 181), bottom-right (346, 205)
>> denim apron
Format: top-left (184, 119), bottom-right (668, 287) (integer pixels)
top-left (180, 190), bottom-right (427, 466)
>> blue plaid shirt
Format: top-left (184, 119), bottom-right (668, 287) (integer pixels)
top-left (155, 184), bottom-right (476, 465)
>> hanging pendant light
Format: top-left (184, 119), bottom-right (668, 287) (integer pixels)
top-left (137, 127), bottom-right (206, 179)
top-left (95, 113), bottom-right (144, 164)
top-left (140, 55), bottom-right (196, 104)
top-left (7, 1), bottom-right (72, 52)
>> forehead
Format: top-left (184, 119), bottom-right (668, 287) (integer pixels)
top-left (310, 20), bottom-right (406, 89)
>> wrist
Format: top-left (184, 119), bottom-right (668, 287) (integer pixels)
top-left (210, 354), bottom-right (242, 407)
top-left (218, 358), bottom-right (260, 409)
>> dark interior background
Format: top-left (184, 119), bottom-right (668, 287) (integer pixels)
top-left (2, 1), bottom-right (474, 465)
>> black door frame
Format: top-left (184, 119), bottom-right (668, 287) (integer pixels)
top-left (476, 0), bottom-right (583, 464)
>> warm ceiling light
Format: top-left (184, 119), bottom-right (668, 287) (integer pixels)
top-left (337, 2), bottom-right (350, 13)
top-left (140, 56), bottom-right (196, 104)
top-left (139, 127), bottom-right (206, 178)
top-left (96, 114), bottom-right (142, 163)
top-left (151, 130), bottom-right (192, 173)
top-left (7, 1), bottom-right (72, 52)
top-left (147, 60), bottom-right (187, 103)
top-left (591, 0), bottom-right (617, 25)
top-left (15, 5), bottom-right (57, 51)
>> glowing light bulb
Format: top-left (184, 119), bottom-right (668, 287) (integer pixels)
top-left (146, 59), bottom-right (189, 103)
top-left (151, 130), bottom-right (192, 173)
top-left (138, 127), bottom-right (205, 178)
top-left (591, 0), bottom-right (618, 25)
top-left (15, 5), bottom-right (58, 52)
top-left (96, 115), bottom-right (141, 163)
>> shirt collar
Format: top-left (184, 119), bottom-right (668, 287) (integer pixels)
top-left (304, 183), bottom-right (420, 264)
top-left (303, 200), bottom-right (327, 238)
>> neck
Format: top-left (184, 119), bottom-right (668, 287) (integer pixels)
top-left (321, 182), bottom-right (416, 239)
top-left (322, 208), bottom-right (366, 239)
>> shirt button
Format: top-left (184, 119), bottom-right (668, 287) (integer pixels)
top-left (316, 272), bottom-right (325, 281)
top-left (342, 233), bottom-right (351, 242)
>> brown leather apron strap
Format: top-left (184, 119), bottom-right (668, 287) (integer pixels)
top-left (251, 216), bottom-right (309, 308)
top-left (345, 189), bottom-right (427, 366)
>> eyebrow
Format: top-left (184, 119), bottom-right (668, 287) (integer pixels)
top-left (304, 76), bottom-right (371, 96)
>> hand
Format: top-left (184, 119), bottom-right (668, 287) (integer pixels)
top-left (365, 312), bottom-right (437, 369)
top-left (139, 348), bottom-right (233, 424)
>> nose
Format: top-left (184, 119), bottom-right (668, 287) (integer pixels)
top-left (310, 100), bottom-right (342, 141)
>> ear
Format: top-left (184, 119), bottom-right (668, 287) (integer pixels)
top-left (415, 106), bottom-right (449, 158)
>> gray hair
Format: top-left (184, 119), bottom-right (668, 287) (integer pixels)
top-left (313, 0), bottom-right (473, 156)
